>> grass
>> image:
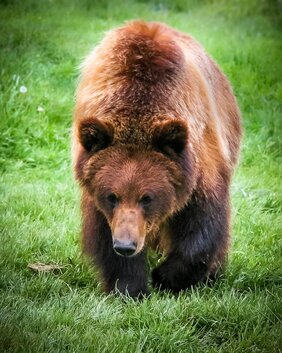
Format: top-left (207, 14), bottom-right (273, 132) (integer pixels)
top-left (0, 0), bottom-right (281, 352)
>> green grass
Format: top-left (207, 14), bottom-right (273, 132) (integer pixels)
top-left (0, 0), bottom-right (281, 352)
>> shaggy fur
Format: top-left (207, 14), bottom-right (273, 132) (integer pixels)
top-left (72, 21), bottom-right (242, 297)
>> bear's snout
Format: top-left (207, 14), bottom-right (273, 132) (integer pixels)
top-left (113, 239), bottom-right (137, 257)
top-left (111, 207), bottom-right (146, 256)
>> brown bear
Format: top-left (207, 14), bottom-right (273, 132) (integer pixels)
top-left (72, 21), bottom-right (242, 298)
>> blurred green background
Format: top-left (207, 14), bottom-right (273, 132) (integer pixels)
top-left (0, 1), bottom-right (281, 352)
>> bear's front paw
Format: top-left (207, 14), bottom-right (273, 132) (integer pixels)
top-left (113, 278), bottom-right (149, 299)
top-left (152, 259), bottom-right (212, 293)
top-left (152, 266), bottom-right (175, 292)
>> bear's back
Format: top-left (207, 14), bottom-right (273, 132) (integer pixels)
top-left (75, 21), bottom-right (241, 167)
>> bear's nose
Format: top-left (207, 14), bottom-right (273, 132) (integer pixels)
top-left (113, 240), bottom-right (137, 257)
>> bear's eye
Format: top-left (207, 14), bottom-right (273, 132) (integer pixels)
top-left (107, 193), bottom-right (119, 208)
top-left (139, 194), bottom-right (153, 207)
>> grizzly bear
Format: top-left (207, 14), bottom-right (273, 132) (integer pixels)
top-left (72, 21), bottom-right (242, 298)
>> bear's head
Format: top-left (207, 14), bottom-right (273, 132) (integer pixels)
top-left (75, 117), bottom-right (194, 257)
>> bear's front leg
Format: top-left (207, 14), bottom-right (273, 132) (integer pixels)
top-left (152, 190), bottom-right (230, 292)
top-left (101, 250), bottom-right (149, 298)
top-left (82, 196), bottom-right (149, 298)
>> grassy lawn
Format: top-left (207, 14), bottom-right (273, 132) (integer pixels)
top-left (0, 0), bottom-right (281, 352)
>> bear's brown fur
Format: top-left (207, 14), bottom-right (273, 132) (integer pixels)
top-left (72, 21), bottom-right (242, 297)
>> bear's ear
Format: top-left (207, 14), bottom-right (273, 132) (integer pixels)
top-left (78, 118), bottom-right (114, 153)
top-left (152, 119), bottom-right (188, 156)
